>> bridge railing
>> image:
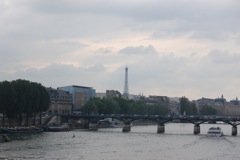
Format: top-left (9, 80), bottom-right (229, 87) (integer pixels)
top-left (67, 114), bottom-right (240, 123)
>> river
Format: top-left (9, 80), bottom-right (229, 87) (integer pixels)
top-left (1, 123), bottom-right (240, 160)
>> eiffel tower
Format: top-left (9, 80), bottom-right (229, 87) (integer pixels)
top-left (122, 66), bottom-right (129, 99)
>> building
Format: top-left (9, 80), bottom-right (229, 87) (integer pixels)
top-left (144, 95), bottom-right (180, 114)
top-left (47, 88), bottom-right (72, 115)
top-left (195, 97), bottom-right (215, 107)
top-left (148, 95), bottom-right (169, 103)
top-left (106, 90), bottom-right (121, 98)
top-left (128, 94), bottom-right (144, 101)
top-left (195, 95), bottom-right (226, 107)
top-left (195, 95), bottom-right (240, 116)
top-left (58, 85), bottom-right (96, 111)
top-left (230, 97), bottom-right (240, 105)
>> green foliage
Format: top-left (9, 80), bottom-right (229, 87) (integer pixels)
top-left (148, 102), bottom-right (170, 115)
top-left (0, 81), bottom-right (16, 118)
top-left (180, 97), bottom-right (198, 115)
top-left (0, 79), bottom-right (50, 125)
top-left (113, 97), bottom-right (128, 114)
top-left (81, 100), bottom-right (98, 114)
top-left (200, 105), bottom-right (217, 115)
top-left (104, 99), bottom-right (120, 114)
top-left (81, 97), bottom-right (171, 115)
top-left (128, 100), bottom-right (148, 115)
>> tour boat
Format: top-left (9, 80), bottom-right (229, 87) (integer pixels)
top-left (98, 118), bottom-right (120, 128)
top-left (98, 121), bottom-right (118, 128)
top-left (207, 127), bottom-right (224, 137)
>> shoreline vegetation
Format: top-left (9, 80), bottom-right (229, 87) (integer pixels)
top-left (0, 79), bottom-right (50, 127)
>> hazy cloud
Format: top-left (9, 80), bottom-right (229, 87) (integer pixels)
top-left (208, 50), bottom-right (240, 64)
top-left (95, 48), bottom-right (113, 54)
top-left (118, 45), bottom-right (157, 55)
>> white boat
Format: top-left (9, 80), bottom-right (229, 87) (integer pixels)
top-left (207, 127), bottom-right (224, 137)
top-left (98, 118), bottom-right (120, 128)
top-left (98, 120), bottom-right (118, 128)
top-left (45, 123), bottom-right (71, 132)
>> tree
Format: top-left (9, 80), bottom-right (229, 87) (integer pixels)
top-left (0, 81), bottom-right (16, 125)
top-left (200, 105), bottom-right (217, 115)
top-left (30, 82), bottom-right (41, 125)
top-left (81, 100), bottom-right (98, 114)
top-left (11, 79), bottom-right (30, 125)
top-left (113, 97), bottom-right (129, 114)
top-left (0, 79), bottom-right (50, 126)
top-left (180, 97), bottom-right (198, 115)
top-left (103, 99), bottom-right (120, 114)
top-left (92, 98), bottom-right (105, 114)
top-left (38, 84), bottom-right (50, 124)
top-left (148, 102), bottom-right (170, 115)
top-left (128, 100), bottom-right (147, 115)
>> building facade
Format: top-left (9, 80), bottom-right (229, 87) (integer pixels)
top-left (58, 85), bottom-right (96, 111)
top-left (106, 90), bottom-right (121, 98)
top-left (195, 95), bottom-right (240, 116)
top-left (47, 88), bottom-right (72, 115)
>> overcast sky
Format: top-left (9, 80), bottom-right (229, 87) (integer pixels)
top-left (0, 0), bottom-right (240, 100)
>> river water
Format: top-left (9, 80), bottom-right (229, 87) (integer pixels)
top-left (1, 123), bottom-right (240, 160)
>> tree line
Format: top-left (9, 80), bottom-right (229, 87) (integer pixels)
top-left (0, 79), bottom-right (50, 126)
top-left (81, 97), bottom-right (170, 115)
top-left (81, 96), bottom-right (216, 116)
top-left (180, 97), bottom-right (198, 115)
top-left (180, 97), bottom-right (217, 115)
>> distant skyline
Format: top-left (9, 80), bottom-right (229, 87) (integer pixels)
top-left (0, 0), bottom-right (240, 101)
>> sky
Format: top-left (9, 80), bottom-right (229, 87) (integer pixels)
top-left (0, 0), bottom-right (240, 101)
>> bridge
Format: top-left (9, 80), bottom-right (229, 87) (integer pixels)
top-left (65, 114), bottom-right (240, 136)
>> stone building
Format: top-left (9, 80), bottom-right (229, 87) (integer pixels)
top-left (106, 90), bottom-right (121, 98)
top-left (230, 97), bottom-right (240, 105)
top-left (195, 95), bottom-right (240, 116)
top-left (225, 97), bottom-right (240, 116)
top-left (47, 88), bottom-right (72, 115)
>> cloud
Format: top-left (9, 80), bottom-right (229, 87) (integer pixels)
top-left (118, 45), bottom-right (157, 55)
top-left (1, 49), bottom-right (240, 100)
top-left (88, 64), bottom-right (106, 72)
top-left (0, 0), bottom-right (240, 100)
top-left (95, 47), bottom-right (113, 54)
top-left (208, 50), bottom-right (240, 64)
top-left (190, 31), bottom-right (232, 41)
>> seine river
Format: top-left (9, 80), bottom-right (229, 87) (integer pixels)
top-left (1, 123), bottom-right (240, 160)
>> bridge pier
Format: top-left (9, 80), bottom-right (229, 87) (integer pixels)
top-left (232, 126), bottom-right (237, 136)
top-left (157, 124), bottom-right (165, 133)
top-left (193, 124), bottom-right (200, 134)
top-left (122, 123), bottom-right (131, 132)
top-left (88, 122), bottom-right (98, 131)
